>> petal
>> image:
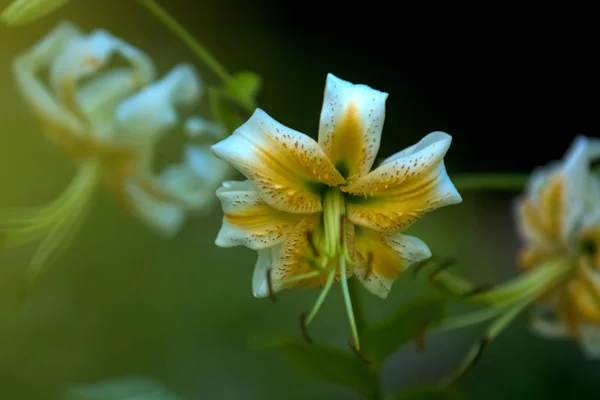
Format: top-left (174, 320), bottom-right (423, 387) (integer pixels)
top-left (317, 73), bottom-right (388, 180)
top-left (352, 226), bottom-right (431, 298)
top-left (1, 0), bottom-right (70, 26)
top-left (343, 132), bottom-right (462, 233)
top-left (579, 325), bottom-right (600, 358)
top-left (157, 145), bottom-right (230, 212)
top-left (211, 109), bottom-right (345, 213)
top-left (270, 215), bottom-right (350, 293)
top-left (515, 135), bottom-right (590, 247)
top-left (252, 245), bottom-right (281, 298)
top-left (13, 21), bottom-right (85, 135)
top-left (529, 305), bottom-right (569, 339)
top-left (48, 28), bottom-right (155, 132)
top-left (115, 63), bottom-right (201, 145)
top-left (123, 182), bottom-right (185, 237)
top-left (215, 180), bottom-right (303, 250)
top-left (185, 116), bottom-right (227, 141)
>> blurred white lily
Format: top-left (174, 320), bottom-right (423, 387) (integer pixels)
top-left (1, 21), bottom-right (229, 286)
top-left (1, 0), bottom-right (69, 25)
top-left (212, 73), bottom-right (462, 349)
top-left (513, 135), bottom-right (600, 357)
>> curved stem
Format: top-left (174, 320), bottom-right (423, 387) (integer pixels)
top-left (137, 0), bottom-right (231, 83)
top-left (437, 307), bottom-right (504, 331)
top-left (453, 173), bottom-right (528, 191)
top-left (349, 278), bottom-right (366, 335)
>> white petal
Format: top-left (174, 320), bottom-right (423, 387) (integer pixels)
top-left (49, 29), bottom-right (154, 92)
top-left (185, 116), bottom-right (226, 141)
top-left (317, 73), bottom-right (388, 179)
top-left (211, 108), bottom-right (345, 213)
top-left (252, 245), bottom-right (281, 298)
top-left (558, 135), bottom-right (589, 240)
top-left (158, 145), bottom-right (230, 211)
top-left (115, 63), bottom-right (201, 144)
top-left (215, 180), bottom-right (302, 250)
top-left (344, 132), bottom-right (462, 233)
top-left (124, 182), bottom-right (185, 237)
top-left (13, 21), bottom-right (84, 134)
top-left (579, 325), bottom-right (600, 358)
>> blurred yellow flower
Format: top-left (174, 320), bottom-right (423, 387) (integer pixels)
top-left (1, 0), bottom-right (69, 25)
top-left (212, 73), bottom-right (462, 348)
top-left (2, 21), bottom-right (229, 287)
top-left (515, 135), bottom-right (600, 357)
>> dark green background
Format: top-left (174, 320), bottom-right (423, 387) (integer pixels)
top-left (0, 1), bottom-right (597, 398)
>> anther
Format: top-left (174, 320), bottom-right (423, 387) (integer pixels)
top-left (300, 312), bottom-right (314, 344)
top-left (266, 268), bottom-right (277, 303)
top-left (348, 338), bottom-right (372, 365)
top-left (447, 337), bottom-right (490, 387)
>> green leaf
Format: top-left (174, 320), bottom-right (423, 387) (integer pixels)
top-left (208, 87), bottom-right (247, 134)
top-left (391, 386), bottom-right (466, 400)
top-left (264, 338), bottom-right (378, 398)
top-left (224, 71), bottom-right (262, 110)
top-left (362, 295), bottom-right (448, 363)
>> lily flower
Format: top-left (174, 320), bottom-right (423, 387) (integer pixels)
top-left (1, 0), bottom-right (70, 25)
top-left (514, 135), bottom-right (600, 357)
top-left (1, 21), bottom-right (229, 286)
top-left (212, 73), bottom-right (462, 349)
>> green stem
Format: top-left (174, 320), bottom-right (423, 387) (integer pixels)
top-left (466, 258), bottom-right (572, 307)
top-left (349, 278), bottom-right (366, 335)
top-left (453, 173), bottom-right (528, 191)
top-left (137, 0), bottom-right (231, 83)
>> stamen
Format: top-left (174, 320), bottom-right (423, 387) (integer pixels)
top-left (266, 268), bottom-right (277, 303)
top-left (462, 283), bottom-right (496, 299)
top-left (429, 257), bottom-right (457, 282)
top-left (348, 338), bottom-right (372, 364)
top-left (340, 257), bottom-right (360, 350)
top-left (411, 257), bottom-right (437, 276)
top-left (445, 337), bottom-right (490, 387)
top-left (306, 230), bottom-right (320, 257)
top-left (338, 215), bottom-right (345, 249)
top-left (304, 271), bottom-right (336, 326)
top-left (280, 270), bottom-right (321, 285)
top-left (300, 312), bottom-right (313, 344)
top-left (413, 322), bottom-right (428, 351)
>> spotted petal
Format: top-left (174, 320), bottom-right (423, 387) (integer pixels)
top-left (215, 180), bottom-right (303, 250)
top-left (343, 132), bottom-right (462, 233)
top-left (353, 226), bottom-right (431, 298)
top-left (317, 73), bottom-right (388, 180)
top-left (211, 109), bottom-right (345, 213)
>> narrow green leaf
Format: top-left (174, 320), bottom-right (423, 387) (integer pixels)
top-left (362, 295), bottom-right (447, 363)
top-left (392, 386), bottom-right (465, 400)
top-left (268, 338), bottom-right (379, 398)
top-left (224, 71), bottom-right (262, 110)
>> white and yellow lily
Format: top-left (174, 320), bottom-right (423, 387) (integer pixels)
top-left (1, 21), bottom-right (229, 285)
top-left (212, 73), bottom-right (462, 349)
top-left (514, 135), bottom-right (600, 357)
